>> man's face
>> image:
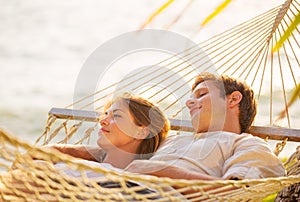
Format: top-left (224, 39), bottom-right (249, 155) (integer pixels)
top-left (185, 80), bottom-right (227, 133)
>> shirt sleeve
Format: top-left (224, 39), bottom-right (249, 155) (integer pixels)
top-left (222, 135), bottom-right (286, 180)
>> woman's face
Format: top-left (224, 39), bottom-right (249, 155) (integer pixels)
top-left (97, 100), bottom-right (141, 152)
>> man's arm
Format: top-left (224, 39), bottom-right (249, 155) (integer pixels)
top-left (222, 136), bottom-right (286, 179)
top-left (42, 144), bottom-right (102, 162)
top-left (125, 160), bottom-right (220, 180)
top-left (125, 160), bottom-right (236, 199)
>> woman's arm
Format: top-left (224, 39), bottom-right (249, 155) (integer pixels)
top-left (42, 144), bottom-right (102, 162)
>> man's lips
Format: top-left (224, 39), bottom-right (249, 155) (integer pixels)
top-left (190, 107), bottom-right (201, 117)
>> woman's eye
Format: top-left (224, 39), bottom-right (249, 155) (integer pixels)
top-left (113, 114), bottom-right (121, 118)
top-left (99, 112), bottom-right (108, 119)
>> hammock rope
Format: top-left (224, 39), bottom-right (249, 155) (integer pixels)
top-left (1, 0), bottom-right (300, 201)
top-left (1, 126), bottom-right (300, 201)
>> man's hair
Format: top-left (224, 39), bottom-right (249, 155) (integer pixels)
top-left (192, 72), bottom-right (257, 133)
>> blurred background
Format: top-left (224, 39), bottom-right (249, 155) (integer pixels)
top-left (1, 0), bottom-right (292, 156)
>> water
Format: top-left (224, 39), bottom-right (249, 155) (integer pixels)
top-left (0, 0), bottom-right (297, 158)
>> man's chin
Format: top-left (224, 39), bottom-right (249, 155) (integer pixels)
top-left (191, 119), bottom-right (201, 133)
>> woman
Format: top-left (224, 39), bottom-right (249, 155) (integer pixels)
top-left (0, 94), bottom-right (170, 200)
top-left (50, 94), bottom-right (171, 200)
top-left (50, 93), bottom-right (170, 169)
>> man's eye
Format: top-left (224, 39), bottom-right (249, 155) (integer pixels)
top-left (195, 92), bottom-right (206, 98)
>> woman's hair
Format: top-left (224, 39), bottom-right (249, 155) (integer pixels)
top-left (192, 72), bottom-right (257, 133)
top-left (104, 93), bottom-right (170, 159)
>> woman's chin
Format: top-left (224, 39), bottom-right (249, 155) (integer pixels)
top-left (97, 137), bottom-right (108, 147)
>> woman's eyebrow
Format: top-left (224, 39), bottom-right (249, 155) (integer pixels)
top-left (112, 109), bottom-right (125, 113)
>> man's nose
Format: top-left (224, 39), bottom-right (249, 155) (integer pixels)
top-left (186, 98), bottom-right (196, 108)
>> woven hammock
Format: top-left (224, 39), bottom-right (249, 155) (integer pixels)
top-left (1, 0), bottom-right (300, 201)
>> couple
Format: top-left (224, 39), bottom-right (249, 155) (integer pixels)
top-left (52, 72), bottom-right (285, 181)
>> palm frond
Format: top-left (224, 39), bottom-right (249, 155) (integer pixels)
top-left (272, 11), bottom-right (300, 52)
top-left (139, 0), bottom-right (174, 30)
top-left (277, 84), bottom-right (300, 120)
top-left (200, 0), bottom-right (233, 27)
top-left (164, 0), bottom-right (195, 30)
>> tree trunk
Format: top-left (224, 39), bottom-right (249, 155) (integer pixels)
top-left (275, 182), bottom-right (300, 202)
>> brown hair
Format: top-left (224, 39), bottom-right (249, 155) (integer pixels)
top-left (192, 72), bottom-right (257, 133)
top-left (104, 93), bottom-right (170, 159)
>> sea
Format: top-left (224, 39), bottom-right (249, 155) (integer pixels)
top-left (0, 0), bottom-right (298, 158)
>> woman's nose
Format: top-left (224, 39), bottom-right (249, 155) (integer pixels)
top-left (100, 115), bottom-right (110, 126)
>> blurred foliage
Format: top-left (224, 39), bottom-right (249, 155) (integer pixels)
top-left (200, 0), bottom-right (232, 26)
top-left (277, 84), bottom-right (300, 120)
top-left (141, 0), bottom-right (299, 53)
top-left (273, 11), bottom-right (300, 52)
top-left (139, 0), bottom-right (174, 30)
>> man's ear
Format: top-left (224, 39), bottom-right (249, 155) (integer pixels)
top-left (227, 91), bottom-right (242, 107)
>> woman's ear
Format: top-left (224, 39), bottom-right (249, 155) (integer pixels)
top-left (136, 127), bottom-right (150, 140)
top-left (227, 91), bottom-right (243, 108)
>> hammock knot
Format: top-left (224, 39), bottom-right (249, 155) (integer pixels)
top-left (274, 138), bottom-right (288, 156)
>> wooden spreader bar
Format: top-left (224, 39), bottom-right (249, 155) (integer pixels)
top-left (49, 108), bottom-right (300, 142)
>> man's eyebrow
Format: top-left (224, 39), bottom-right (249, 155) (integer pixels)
top-left (193, 86), bottom-right (207, 94)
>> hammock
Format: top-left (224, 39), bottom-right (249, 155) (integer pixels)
top-left (1, 0), bottom-right (300, 201)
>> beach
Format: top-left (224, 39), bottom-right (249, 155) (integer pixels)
top-left (0, 0), bottom-right (298, 158)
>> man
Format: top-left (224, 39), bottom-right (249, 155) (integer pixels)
top-left (125, 72), bottom-right (285, 180)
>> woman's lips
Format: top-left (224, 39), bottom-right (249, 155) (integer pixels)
top-left (99, 128), bottom-right (109, 135)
